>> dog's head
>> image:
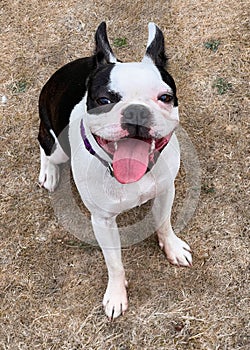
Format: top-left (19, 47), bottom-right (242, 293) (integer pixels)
top-left (85, 22), bottom-right (179, 184)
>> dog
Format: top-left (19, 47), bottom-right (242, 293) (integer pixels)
top-left (38, 22), bottom-right (192, 320)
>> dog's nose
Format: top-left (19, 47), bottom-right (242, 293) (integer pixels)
top-left (121, 104), bottom-right (152, 138)
top-left (122, 104), bottom-right (151, 126)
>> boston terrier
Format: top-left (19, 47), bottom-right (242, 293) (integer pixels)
top-left (38, 22), bottom-right (192, 320)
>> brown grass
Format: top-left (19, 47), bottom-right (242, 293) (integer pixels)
top-left (1, 0), bottom-right (249, 349)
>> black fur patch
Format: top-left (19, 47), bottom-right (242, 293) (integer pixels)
top-left (146, 26), bottom-right (168, 68)
top-left (38, 57), bottom-right (95, 156)
top-left (86, 64), bottom-right (122, 111)
top-left (95, 22), bottom-right (116, 65)
top-left (157, 67), bottom-right (178, 107)
top-left (38, 121), bottom-right (55, 156)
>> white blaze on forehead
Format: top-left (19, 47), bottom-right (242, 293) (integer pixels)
top-left (109, 62), bottom-right (172, 100)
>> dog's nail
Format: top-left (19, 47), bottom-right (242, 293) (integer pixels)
top-left (184, 247), bottom-right (192, 253)
top-left (185, 256), bottom-right (193, 267)
top-left (176, 258), bottom-right (182, 267)
top-left (110, 306), bottom-right (115, 321)
top-left (38, 181), bottom-right (44, 188)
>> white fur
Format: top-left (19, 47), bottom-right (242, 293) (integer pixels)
top-left (109, 62), bottom-right (171, 101)
top-left (146, 22), bottom-right (157, 49)
top-left (109, 52), bottom-right (117, 64)
top-left (142, 22), bottom-right (158, 64)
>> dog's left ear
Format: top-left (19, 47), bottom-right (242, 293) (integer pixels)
top-left (95, 22), bottom-right (117, 65)
top-left (142, 23), bottom-right (167, 68)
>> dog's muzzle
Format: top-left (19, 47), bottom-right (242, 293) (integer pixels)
top-left (83, 104), bottom-right (174, 185)
top-left (121, 104), bottom-right (152, 139)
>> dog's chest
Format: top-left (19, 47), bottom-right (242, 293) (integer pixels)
top-left (104, 172), bottom-right (157, 206)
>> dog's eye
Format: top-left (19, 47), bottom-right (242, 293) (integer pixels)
top-left (158, 94), bottom-right (173, 103)
top-left (96, 97), bottom-right (111, 105)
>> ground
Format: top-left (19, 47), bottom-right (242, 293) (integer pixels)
top-left (0, 0), bottom-right (249, 349)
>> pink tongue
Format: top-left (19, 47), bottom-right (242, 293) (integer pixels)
top-left (113, 139), bottom-right (150, 184)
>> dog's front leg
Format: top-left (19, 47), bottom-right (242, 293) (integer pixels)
top-left (91, 215), bottom-right (128, 320)
top-left (153, 184), bottom-right (192, 267)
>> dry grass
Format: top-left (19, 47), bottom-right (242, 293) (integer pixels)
top-left (0, 0), bottom-right (249, 349)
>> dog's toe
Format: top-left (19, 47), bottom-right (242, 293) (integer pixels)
top-left (39, 163), bottom-right (60, 192)
top-left (103, 283), bottom-right (128, 320)
top-left (160, 235), bottom-right (192, 268)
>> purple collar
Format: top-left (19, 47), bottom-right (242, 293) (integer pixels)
top-left (80, 119), bottom-right (114, 175)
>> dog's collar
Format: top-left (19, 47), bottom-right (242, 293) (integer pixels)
top-left (80, 119), bottom-right (114, 175)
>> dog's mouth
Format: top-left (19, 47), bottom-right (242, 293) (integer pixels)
top-left (95, 135), bottom-right (172, 184)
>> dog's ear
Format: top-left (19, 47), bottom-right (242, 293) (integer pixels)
top-left (95, 22), bottom-right (117, 65)
top-left (142, 23), bottom-right (167, 67)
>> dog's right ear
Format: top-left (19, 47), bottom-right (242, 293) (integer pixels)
top-left (95, 22), bottom-right (117, 65)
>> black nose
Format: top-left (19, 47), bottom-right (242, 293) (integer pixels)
top-left (121, 104), bottom-right (152, 138)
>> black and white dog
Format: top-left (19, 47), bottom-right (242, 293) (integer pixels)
top-left (38, 22), bottom-right (192, 320)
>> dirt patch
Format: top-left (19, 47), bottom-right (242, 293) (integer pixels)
top-left (1, 0), bottom-right (249, 349)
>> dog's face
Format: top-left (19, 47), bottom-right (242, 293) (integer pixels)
top-left (85, 23), bottom-right (179, 184)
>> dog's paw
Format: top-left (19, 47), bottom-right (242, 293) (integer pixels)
top-left (103, 280), bottom-right (128, 321)
top-left (39, 162), bottom-right (60, 192)
top-left (159, 234), bottom-right (192, 267)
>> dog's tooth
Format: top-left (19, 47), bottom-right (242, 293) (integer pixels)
top-left (114, 142), bottom-right (118, 151)
top-left (149, 139), bottom-right (155, 154)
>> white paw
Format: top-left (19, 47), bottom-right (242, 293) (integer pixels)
top-left (103, 280), bottom-right (128, 320)
top-left (159, 234), bottom-right (192, 267)
top-left (39, 162), bottom-right (60, 192)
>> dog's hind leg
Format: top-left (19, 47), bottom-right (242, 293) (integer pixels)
top-left (38, 123), bottom-right (69, 192)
